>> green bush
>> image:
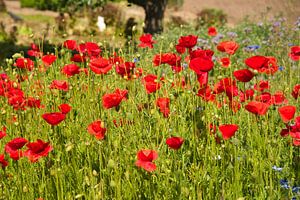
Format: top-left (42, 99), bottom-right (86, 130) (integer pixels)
top-left (20, 0), bottom-right (60, 10)
top-left (20, 0), bottom-right (36, 8)
top-left (196, 8), bottom-right (227, 27)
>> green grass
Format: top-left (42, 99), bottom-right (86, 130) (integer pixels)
top-left (0, 18), bottom-right (299, 200)
top-left (19, 14), bottom-right (55, 24)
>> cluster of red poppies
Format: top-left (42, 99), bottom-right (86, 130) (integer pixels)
top-left (0, 136), bottom-right (52, 168)
top-left (1, 26), bottom-right (299, 172)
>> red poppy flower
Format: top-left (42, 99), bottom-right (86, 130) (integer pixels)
top-left (254, 80), bottom-right (270, 92)
top-left (272, 91), bottom-right (288, 105)
top-left (292, 84), bottom-right (300, 99)
top-left (71, 54), bottom-right (86, 63)
top-left (5, 137), bottom-right (28, 160)
top-left (6, 88), bottom-right (26, 110)
top-left (278, 106), bottom-right (296, 123)
top-left (153, 53), bottom-right (181, 66)
top-left (213, 77), bottom-right (237, 94)
top-left (24, 139), bottom-right (53, 162)
top-left (178, 35), bottom-right (198, 49)
top-left (42, 55), bottom-right (57, 66)
top-left (166, 136), bottom-right (184, 150)
top-left (42, 112), bottom-right (66, 126)
top-left (208, 26), bottom-right (217, 36)
top-left (217, 41), bottom-right (239, 55)
top-left (175, 44), bottom-right (186, 54)
top-left (245, 101), bottom-right (269, 115)
top-left (156, 97), bottom-right (170, 118)
top-left (190, 57), bottom-right (214, 73)
top-left (171, 65), bottom-right (183, 73)
top-left (190, 49), bottom-right (214, 60)
top-left (289, 127), bottom-right (300, 146)
top-left (109, 53), bottom-right (124, 64)
top-left (220, 57), bottom-right (230, 68)
top-left (62, 64), bottom-right (80, 77)
top-left (89, 57), bottom-right (112, 74)
top-left (0, 127), bottom-right (6, 139)
top-left (58, 103), bottom-right (72, 114)
top-left (219, 124), bottom-right (238, 140)
top-left (197, 86), bottom-right (216, 102)
top-left (245, 56), bottom-right (267, 70)
top-left (245, 89), bottom-right (254, 100)
top-left (114, 88), bottom-right (128, 100)
top-left (27, 43), bottom-right (41, 57)
top-left (63, 40), bottom-right (77, 50)
top-left (142, 74), bottom-right (162, 94)
top-left (245, 56), bottom-right (278, 74)
top-left (26, 97), bottom-right (43, 108)
top-left (233, 69), bottom-right (254, 82)
top-left (135, 150), bottom-right (158, 172)
top-left (115, 62), bottom-right (135, 78)
top-left (14, 58), bottom-right (34, 71)
top-left (138, 33), bottom-right (156, 48)
top-left (256, 92), bottom-right (272, 104)
top-left (225, 85), bottom-right (239, 100)
top-left (49, 80), bottom-right (69, 92)
top-left (85, 42), bottom-right (101, 57)
top-left (289, 46), bottom-right (300, 61)
top-left (0, 154), bottom-right (8, 168)
top-left (137, 150), bottom-right (158, 162)
top-left (280, 128), bottom-right (289, 137)
top-left (102, 89), bottom-right (128, 109)
top-left (87, 120), bottom-right (107, 140)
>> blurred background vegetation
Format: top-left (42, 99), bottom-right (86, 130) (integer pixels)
top-left (0, 0), bottom-right (299, 63)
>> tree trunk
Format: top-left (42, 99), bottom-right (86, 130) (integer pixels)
top-left (128, 0), bottom-right (167, 34)
top-left (0, 0), bottom-right (6, 12)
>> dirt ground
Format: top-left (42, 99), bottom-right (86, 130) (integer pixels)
top-left (180, 0), bottom-right (300, 25)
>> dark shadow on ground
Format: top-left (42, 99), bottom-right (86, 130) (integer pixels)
top-left (0, 40), bottom-right (56, 65)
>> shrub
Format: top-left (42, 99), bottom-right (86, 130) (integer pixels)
top-left (196, 8), bottom-right (227, 27)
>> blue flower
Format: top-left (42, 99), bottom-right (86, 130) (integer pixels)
top-left (292, 186), bottom-right (300, 193)
top-left (133, 58), bottom-right (140, 63)
top-left (279, 66), bottom-right (284, 71)
top-left (280, 179), bottom-right (290, 189)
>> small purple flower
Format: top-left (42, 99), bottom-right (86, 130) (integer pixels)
top-left (244, 45), bottom-right (260, 52)
top-left (273, 21), bottom-right (281, 27)
top-left (227, 32), bottom-right (238, 38)
top-left (211, 34), bottom-right (224, 44)
top-left (197, 38), bottom-right (208, 44)
top-left (288, 43), bottom-right (295, 47)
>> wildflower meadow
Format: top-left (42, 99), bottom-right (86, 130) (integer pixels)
top-left (0, 17), bottom-right (300, 200)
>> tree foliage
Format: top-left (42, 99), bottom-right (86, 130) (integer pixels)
top-left (21, 0), bottom-right (109, 12)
